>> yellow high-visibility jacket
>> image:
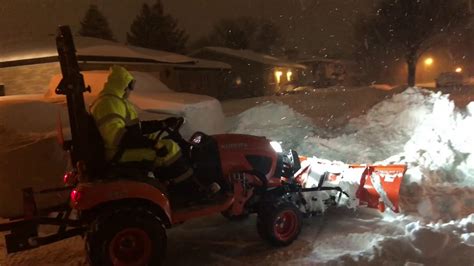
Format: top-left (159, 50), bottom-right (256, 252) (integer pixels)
top-left (90, 65), bottom-right (180, 166)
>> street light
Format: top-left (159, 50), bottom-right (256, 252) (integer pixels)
top-left (424, 57), bottom-right (434, 66)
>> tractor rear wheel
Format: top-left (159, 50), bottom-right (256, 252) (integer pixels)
top-left (86, 206), bottom-right (167, 266)
top-left (256, 202), bottom-right (302, 246)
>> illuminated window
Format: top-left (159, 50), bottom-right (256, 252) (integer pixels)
top-left (235, 77), bottom-right (242, 85)
top-left (274, 71), bottom-right (283, 84)
top-left (287, 71), bottom-right (293, 81)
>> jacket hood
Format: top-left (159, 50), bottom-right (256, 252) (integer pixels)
top-left (100, 65), bottom-right (134, 98)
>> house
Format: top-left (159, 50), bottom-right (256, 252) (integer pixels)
top-left (0, 37), bottom-right (231, 98)
top-left (190, 47), bottom-right (306, 99)
top-left (298, 58), bottom-right (362, 87)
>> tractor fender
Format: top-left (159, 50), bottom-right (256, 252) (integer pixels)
top-left (71, 180), bottom-right (172, 225)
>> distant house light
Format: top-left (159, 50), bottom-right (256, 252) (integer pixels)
top-left (287, 70), bottom-right (293, 82)
top-left (235, 76), bottom-right (242, 85)
top-left (455, 67), bottom-right (462, 73)
top-left (275, 70), bottom-right (283, 84)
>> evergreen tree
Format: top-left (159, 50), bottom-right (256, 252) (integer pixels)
top-left (192, 17), bottom-right (281, 54)
top-left (78, 4), bottom-right (115, 41)
top-left (127, 0), bottom-right (188, 53)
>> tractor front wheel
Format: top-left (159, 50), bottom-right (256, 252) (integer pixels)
top-left (256, 202), bottom-right (302, 246)
top-left (86, 206), bottom-right (167, 266)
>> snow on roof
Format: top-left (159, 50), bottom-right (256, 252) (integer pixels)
top-left (78, 44), bottom-right (196, 64)
top-left (0, 36), bottom-right (228, 68)
top-left (193, 47), bottom-right (306, 69)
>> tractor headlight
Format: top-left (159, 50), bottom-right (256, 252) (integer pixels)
top-left (270, 141), bottom-right (283, 153)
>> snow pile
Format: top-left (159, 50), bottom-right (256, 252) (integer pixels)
top-left (228, 102), bottom-right (317, 150)
top-left (376, 89), bottom-right (474, 186)
top-left (232, 88), bottom-right (474, 180)
top-left (231, 87), bottom-right (473, 178)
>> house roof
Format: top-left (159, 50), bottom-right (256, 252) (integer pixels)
top-left (191, 47), bottom-right (306, 69)
top-left (0, 36), bottom-right (230, 69)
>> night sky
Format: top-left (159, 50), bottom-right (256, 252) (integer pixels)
top-left (0, 0), bottom-right (374, 58)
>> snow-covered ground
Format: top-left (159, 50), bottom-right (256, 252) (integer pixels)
top-left (1, 86), bottom-right (473, 265)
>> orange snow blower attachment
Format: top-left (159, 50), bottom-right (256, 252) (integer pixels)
top-left (352, 164), bottom-right (406, 213)
top-left (296, 157), bottom-right (406, 213)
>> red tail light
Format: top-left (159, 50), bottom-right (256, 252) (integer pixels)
top-left (70, 189), bottom-right (81, 202)
top-left (63, 171), bottom-right (78, 185)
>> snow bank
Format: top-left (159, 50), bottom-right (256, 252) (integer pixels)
top-left (231, 87), bottom-right (473, 181)
top-left (228, 102), bottom-right (316, 150)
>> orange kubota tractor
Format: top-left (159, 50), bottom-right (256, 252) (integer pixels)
top-left (0, 26), bottom-right (406, 266)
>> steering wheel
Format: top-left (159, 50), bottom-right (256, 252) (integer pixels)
top-left (152, 117), bottom-right (185, 144)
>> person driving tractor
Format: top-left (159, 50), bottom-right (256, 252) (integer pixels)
top-left (90, 65), bottom-right (210, 198)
